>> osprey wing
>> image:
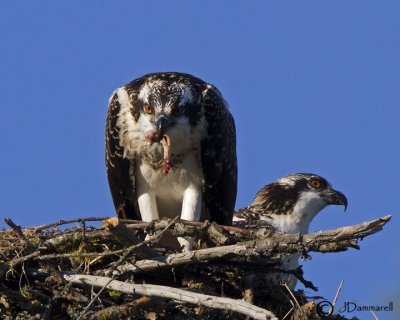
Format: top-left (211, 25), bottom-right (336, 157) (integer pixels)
top-left (106, 92), bottom-right (140, 220)
top-left (201, 85), bottom-right (237, 225)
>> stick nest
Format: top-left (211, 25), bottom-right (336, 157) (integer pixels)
top-left (0, 215), bottom-right (391, 320)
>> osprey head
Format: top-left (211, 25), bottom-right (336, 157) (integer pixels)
top-left (272, 173), bottom-right (348, 212)
top-left (249, 173), bottom-right (347, 233)
top-left (136, 73), bottom-right (203, 144)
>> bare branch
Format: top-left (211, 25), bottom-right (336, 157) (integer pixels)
top-left (34, 217), bottom-right (109, 232)
top-left (119, 215), bottom-right (391, 274)
top-left (44, 229), bottom-right (111, 248)
top-left (4, 218), bottom-right (35, 253)
top-left (63, 273), bottom-right (278, 320)
top-left (104, 217), bottom-right (159, 258)
top-left (107, 216), bottom-right (180, 275)
top-left (124, 218), bottom-right (249, 236)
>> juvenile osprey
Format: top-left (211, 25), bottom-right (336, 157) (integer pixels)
top-left (106, 72), bottom-right (237, 227)
top-left (234, 173), bottom-right (347, 289)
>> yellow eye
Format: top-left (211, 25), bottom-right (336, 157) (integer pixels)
top-left (310, 179), bottom-right (321, 189)
top-left (144, 104), bottom-right (153, 114)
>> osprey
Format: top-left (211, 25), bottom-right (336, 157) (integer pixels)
top-left (106, 72), bottom-right (237, 229)
top-left (233, 173), bottom-right (347, 289)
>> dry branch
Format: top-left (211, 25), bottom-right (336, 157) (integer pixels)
top-left (44, 229), bottom-right (111, 248)
top-left (34, 217), bottom-right (109, 232)
top-left (118, 215), bottom-right (391, 274)
top-left (104, 217), bottom-right (159, 258)
top-left (4, 218), bottom-right (35, 253)
top-left (125, 218), bottom-right (249, 237)
top-left (63, 273), bottom-right (278, 320)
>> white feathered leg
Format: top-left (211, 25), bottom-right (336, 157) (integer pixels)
top-left (178, 185), bottom-right (202, 251)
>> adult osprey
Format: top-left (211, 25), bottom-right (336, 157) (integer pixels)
top-left (234, 173), bottom-right (347, 289)
top-left (106, 72), bottom-right (237, 227)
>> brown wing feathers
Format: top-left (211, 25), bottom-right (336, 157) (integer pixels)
top-left (106, 93), bottom-right (140, 220)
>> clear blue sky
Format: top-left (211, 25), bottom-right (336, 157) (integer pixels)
top-left (1, 2), bottom-right (399, 318)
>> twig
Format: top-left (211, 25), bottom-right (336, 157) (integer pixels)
top-left (44, 229), bottom-right (111, 248)
top-left (124, 218), bottom-right (249, 236)
top-left (10, 251), bottom-right (122, 268)
top-left (81, 221), bottom-right (86, 244)
top-left (143, 215), bottom-right (180, 243)
top-left (107, 216), bottom-right (180, 275)
top-left (283, 283), bottom-right (302, 311)
top-left (10, 218), bottom-right (180, 269)
top-left (4, 218), bottom-right (35, 252)
top-left (34, 217), bottom-right (109, 232)
top-left (330, 280), bottom-right (344, 314)
top-left (282, 305), bottom-right (295, 320)
top-left (4, 218), bottom-right (28, 240)
top-left (77, 275), bottom-right (116, 320)
top-left (9, 251), bottom-right (41, 268)
top-left (63, 273), bottom-right (278, 320)
top-left (104, 217), bottom-right (159, 258)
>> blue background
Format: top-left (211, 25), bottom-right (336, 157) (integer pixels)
top-left (1, 2), bottom-right (399, 319)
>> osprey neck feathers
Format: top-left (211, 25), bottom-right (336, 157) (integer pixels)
top-left (265, 190), bottom-right (328, 233)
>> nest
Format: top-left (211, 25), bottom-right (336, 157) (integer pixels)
top-left (0, 215), bottom-right (390, 320)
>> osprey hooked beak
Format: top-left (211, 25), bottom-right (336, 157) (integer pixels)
top-left (143, 115), bottom-right (173, 176)
top-left (144, 115), bottom-right (173, 145)
top-left (321, 188), bottom-right (348, 211)
top-left (155, 115), bottom-right (172, 142)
